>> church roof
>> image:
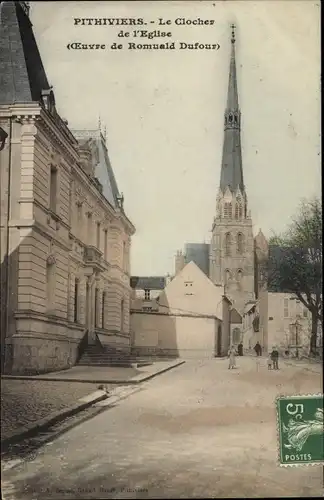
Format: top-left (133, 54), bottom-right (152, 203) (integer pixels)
top-left (219, 25), bottom-right (245, 195)
top-left (184, 242), bottom-right (210, 277)
top-left (0, 1), bottom-right (51, 104)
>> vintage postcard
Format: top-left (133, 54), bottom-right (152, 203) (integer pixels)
top-left (0, 1), bottom-right (322, 499)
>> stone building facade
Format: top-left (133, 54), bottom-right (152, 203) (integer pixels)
top-left (0, 1), bottom-right (135, 374)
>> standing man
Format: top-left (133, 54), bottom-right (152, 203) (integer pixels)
top-left (270, 346), bottom-right (279, 370)
top-left (254, 342), bottom-right (262, 357)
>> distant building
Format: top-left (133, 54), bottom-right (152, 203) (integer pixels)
top-left (0, 2), bottom-right (135, 374)
top-left (130, 276), bottom-right (168, 312)
top-left (131, 262), bottom-right (231, 358)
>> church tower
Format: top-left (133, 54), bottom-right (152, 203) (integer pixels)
top-left (209, 25), bottom-right (255, 312)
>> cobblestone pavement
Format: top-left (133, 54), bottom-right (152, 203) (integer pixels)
top-left (1, 380), bottom-right (113, 439)
top-left (1, 357), bottom-right (323, 499)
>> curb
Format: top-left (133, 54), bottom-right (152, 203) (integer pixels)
top-left (1, 390), bottom-right (108, 450)
top-left (130, 359), bottom-right (185, 383)
top-left (1, 360), bottom-right (185, 385)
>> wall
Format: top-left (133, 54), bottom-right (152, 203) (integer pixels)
top-left (131, 311), bottom-right (222, 358)
top-left (256, 290), bottom-right (315, 355)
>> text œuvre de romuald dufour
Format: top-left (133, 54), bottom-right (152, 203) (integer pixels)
top-left (68, 17), bottom-right (221, 51)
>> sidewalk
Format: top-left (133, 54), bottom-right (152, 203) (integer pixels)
top-left (1, 360), bottom-right (185, 446)
top-left (1, 359), bottom-right (185, 384)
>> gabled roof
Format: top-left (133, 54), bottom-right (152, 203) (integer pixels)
top-left (72, 129), bottom-right (121, 209)
top-left (0, 1), bottom-right (51, 104)
top-left (230, 307), bottom-right (242, 323)
top-left (243, 301), bottom-right (257, 315)
top-left (160, 261), bottom-right (224, 319)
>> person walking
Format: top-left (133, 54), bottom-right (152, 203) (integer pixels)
top-left (270, 346), bottom-right (279, 370)
top-left (254, 342), bottom-right (262, 357)
top-left (228, 345), bottom-right (236, 369)
top-left (267, 353), bottom-right (273, 370)
top-left (237, 342), bottom-right (243, 356)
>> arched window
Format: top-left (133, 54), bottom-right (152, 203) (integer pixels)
top-left (225, 269), bottom-right (231, 286)
top-left (229, 114), bottom-right (233, 122)
top-left (234, 115), bottom-right (238, 124)
top-left (225, 233), bottom-right (231, 256)
top-left (49, 166), bottom-right (58, 213)
top-left (237, 269), bottom-right (243, 291)
top-left (224, 202), bottom-right (232, 218)
top-left (237, 233), bottom-right (244, 254)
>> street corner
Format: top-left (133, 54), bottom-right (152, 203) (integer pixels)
top-left (276, 393), bottom-right (324, 467)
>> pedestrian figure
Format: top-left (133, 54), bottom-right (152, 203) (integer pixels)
top-left (267, 354), bottom-right (273, 370)
top-left (254, 341), bottom-right (262, 357)
top-left (237, 342), bottom-right (243, 356)
top-left (270, 346), bottom-right (279, 370)
top-left (228, 345), bottom-right (236, 369)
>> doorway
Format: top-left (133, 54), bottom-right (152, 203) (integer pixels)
top-left (86, 282), bottom-right (96, 345)
top-left (216, 325), bottom-right (222, 356)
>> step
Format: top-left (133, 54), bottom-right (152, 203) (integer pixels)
top-left (79, 355), bottom-right (131, 360)
top-left (78, 361), bottom-right (134, 367)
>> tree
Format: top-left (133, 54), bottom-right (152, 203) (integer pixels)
top-left (268, 197), bottom-right (322, 355)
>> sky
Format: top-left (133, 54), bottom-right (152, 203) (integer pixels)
top-left (30, 1), bottom-right (321, 276)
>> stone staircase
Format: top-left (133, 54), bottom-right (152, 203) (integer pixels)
top-left (77, 343), bottom-right (152, 368)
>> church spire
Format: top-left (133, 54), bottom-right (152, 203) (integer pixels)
top-left (219, 24), bottom-right (245, 195)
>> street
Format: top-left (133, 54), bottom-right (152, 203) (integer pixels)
top-left (1, 356), bottom-right (323, 499)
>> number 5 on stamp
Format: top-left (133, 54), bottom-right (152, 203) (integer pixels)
top-left (276, 394), bottom-right (324, 466)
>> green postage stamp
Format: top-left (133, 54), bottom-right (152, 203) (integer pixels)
top-left (276, 394), bottom-right (324, 467)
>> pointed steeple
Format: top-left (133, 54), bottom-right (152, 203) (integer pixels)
top-left (0, 1), bottom-right (51, 104)
top-left (226, 24), bottom-right (239, 110)
top-left (219, 24), bottom-right (245, 195)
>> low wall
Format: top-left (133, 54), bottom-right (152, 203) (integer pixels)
top-left (131, 312), bottom-right (224, 359)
